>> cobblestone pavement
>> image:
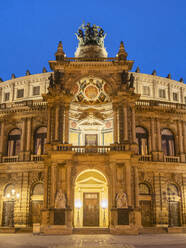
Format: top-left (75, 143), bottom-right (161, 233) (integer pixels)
top-left (0, 233), bottom-right (186, 248)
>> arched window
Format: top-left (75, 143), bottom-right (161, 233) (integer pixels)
top-left (34, 127), bottom-right (47, 155)
top-left (30, 183), bottom-right (44, 225)
top-left (7, 129), bottom-right (21, 156)
top-left (32, 183), bottom-right (44, 196)
top-left (139, 183), bottom-right (151, 195)
top-left (2, 184), bottom-right (15, 227)
top-left (139, 183), bottom-right (153, 227)
top-left (161, 129), bottom-right (175, 156)
top-left (136, 127), bottom-right (149, 155)
top-left (167, 184), bottom-right (180, 226)
top-left (167, 184), bottom-right (179, 197)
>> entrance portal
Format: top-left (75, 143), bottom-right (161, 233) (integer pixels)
top-left (74, 169), bottom-right (108, 227)
top-left (83, 193), bottom-right (99, 226)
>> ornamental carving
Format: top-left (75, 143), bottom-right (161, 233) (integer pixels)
top-left (71, 78), bottom-right (111, 104)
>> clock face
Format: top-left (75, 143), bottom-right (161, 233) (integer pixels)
top-left (71, 77), bottom-right (111, 104)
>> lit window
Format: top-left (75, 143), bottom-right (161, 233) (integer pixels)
top-left (4, 92), bottom-right (10, 102)
top-left (7, 129), bottom-right (21, 156)
top-left (161, 128), bottom-right (175, 156)
top-left (33, 86), bottom-right (40, 96)
top-left (139, 183), bottom-right (150, 195)
top-left (34, 127), bottom-right (47, 155)
top-left (17, 89), bottom-right (24, 98)
top-left (159, 89), bottom-right (166, 98)
top-left (136, 126), bottom-right (149, 155)
top-left (173, 92), bottom-right (178, 101)
top-left (143, 86), bottom-right (150, 96)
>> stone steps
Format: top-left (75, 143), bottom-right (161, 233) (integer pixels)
top-left (73, 227), bottom-right (110, 234)
top-left (139, 227), bottom-right (167, 234)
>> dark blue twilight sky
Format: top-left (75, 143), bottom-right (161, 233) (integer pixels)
top-left (0, 0), bottom-right (186, 82)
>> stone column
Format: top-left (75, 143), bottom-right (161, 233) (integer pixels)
top-left (131, 107), bottom-right (136, 143)
top-left (66, 163), bottom-right (72, 207)
top-left (134, 167), bottom-right (139, 208)
top-left (178, 121), bottom-right (185, 162)
top-left (0, 121), bottom-right (4, 161)
top-left (151, 118), bottom-right (156, 152)
top-left (125, 163), bottom-right (131, 206)
top-left (25, 118), bottom-right (32, 161)
top-left (20, 119), bottom-right (26, 161)
top-left (123, 106), bottom-right (128, 141)
top-left (156, 118), bottom-right (163, 161)
top-left (156, 119), bottom-right (161, 151)
top-left (60, 106), bottom-right (64, 143)
top-left (113, 105), bottom-right (118, 143)
top-left (51, 164), bottom-right (57, 208)
top-left (110, 163), bottom-right (117, 208)
top-left (46, 107), bottom-right (51, 143)
top-left (64, 105), bottom-right (69, 144)
top-left (154, 172), bottom-right (161, 225)
top-left (55, 106), bottom-right (60, 141)
top-left (183, 122), bottom-right (186, 154)
top-left (43, 166), bottom-right (49, 209)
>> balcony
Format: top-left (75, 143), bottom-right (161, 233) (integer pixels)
top-left (164, 155), bottom-right (180, 163)
top-left (54, 144), bottom-right (127, 154)
top-left (2, 156), bottom-right (19, 163)
top-left (31, 155), bottom-right (44, 161)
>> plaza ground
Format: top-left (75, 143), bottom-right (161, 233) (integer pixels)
top-left (0, 233), bottom-right (186, 248)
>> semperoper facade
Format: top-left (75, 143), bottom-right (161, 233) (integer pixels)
top-left (0, 23), bottom-right (186, 234)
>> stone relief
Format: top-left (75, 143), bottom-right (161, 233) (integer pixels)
top-left (54, 189), bottom-right (66, 209)
top-left (116, 191), bottom-right (128, 208)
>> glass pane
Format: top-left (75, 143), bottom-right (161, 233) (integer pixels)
top-left (15, 140), bottom-right (20, 155)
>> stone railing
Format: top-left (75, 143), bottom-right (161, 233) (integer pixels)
top-left (136, 100), bottom-right (186, 110)
top-left (2, 156), bottom-right (19, 163)
top-left (31, 155), bottom-right (44, 161)
top-left (164, 155), bottom-right (180, 163)
top-left (54, 144), bottom-right (127, 154)
top-left (139, 155), bottom-right (152, 161)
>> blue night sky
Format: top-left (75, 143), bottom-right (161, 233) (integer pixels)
top-left (0, 0), bottom-right (186, 82)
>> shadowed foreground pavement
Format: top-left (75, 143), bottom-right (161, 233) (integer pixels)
top-left (0, 233), bottom-right (186, 248)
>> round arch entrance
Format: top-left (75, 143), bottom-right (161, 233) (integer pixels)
top-left (74, 169), bottom-right (108, 228)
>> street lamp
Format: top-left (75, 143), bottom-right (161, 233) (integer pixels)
top-left (101, 199), bottom-right (108, 227)
top-left (75, 199), bottom-right (82, 227)
top-left (5, 188), bottom-right (20, 200)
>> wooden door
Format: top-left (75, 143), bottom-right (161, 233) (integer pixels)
top-left (140, 200), bottom-right (153, 227)
top-left (2, 201), bottom-right (14, 227)
top-left (169, 201), bottom-right (180, 226)
top-left (31, 201), bottom-right (43, 224)
top-left (83, 193), bottom-right (99, 226)
top-left (85, 134), bottom-right (98, 146)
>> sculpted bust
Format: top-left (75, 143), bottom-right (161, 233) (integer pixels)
top-left (116, 191), bottom-right (128, 208)
top-left (54, 189), bottom-right (66, 209)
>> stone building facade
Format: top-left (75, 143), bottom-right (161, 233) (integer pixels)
top-left (0, 24), bottom-right (186, 234)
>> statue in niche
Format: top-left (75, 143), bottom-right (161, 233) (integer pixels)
top-left (129, 73), bottom-right (135, 88)
top-left (54, 189), bottom-right (66, 209)
top-left (116, 191), bottom-right (128, 208)
top-left (121, 70), bottom-right (129, 85)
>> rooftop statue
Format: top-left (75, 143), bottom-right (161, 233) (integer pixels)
top-left (75, 22), bottom-right (106, 48)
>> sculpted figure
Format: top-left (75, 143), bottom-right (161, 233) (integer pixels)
top-left (48, 74), bottom-right (54, 88)
top-left (116, 191), bottom-right (128, 208)
top-left (121, 70), bottom-right (129, 85)
top-left (129, 73), bottom-right (135, 88)
top-left (54, 189), bottom-right (66, 209)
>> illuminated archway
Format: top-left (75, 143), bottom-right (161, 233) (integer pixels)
top-left (74, 169), bottom-right (108, 227)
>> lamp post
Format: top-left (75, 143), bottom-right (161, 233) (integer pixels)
top-left (75, 200), bottom-right (82, 227)
top-left (101, 199), bottom-right (108, 227)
